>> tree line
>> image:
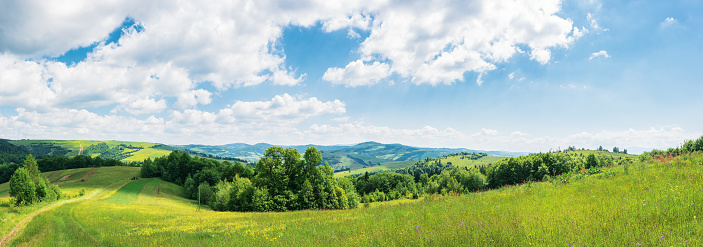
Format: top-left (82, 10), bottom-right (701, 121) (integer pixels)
top-left (640, 135), bottom-right (703, 160)
top-left (0, 154), bottom-right (128, 184)
top-left (346, 150), bottom-right (638, 204)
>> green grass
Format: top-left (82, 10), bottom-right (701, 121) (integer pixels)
top-left (6, 153), bottom-right (703, 246)
top-left (335, 161), bottom-right (415, 178)
top-left (105, 179), bottom-right (160, 203)
top-left (433, 155), bottom-right (504, 168)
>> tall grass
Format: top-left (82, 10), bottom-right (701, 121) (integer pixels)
top-left (8, 153), bottom-right (703, 246)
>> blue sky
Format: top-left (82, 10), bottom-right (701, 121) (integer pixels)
top-left (0, 0), bottom-right (701, 153)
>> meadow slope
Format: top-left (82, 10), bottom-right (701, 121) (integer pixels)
top-left (1, 152), bottom-right (700, 246)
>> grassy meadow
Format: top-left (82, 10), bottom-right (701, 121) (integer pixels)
top-left (334, 161), bottom-right (415, 178)
top-left (433, 154), bottom-right (504, 168)
top-left (2, 151), bottom-right (701, 246)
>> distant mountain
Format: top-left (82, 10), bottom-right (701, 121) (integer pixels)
top-left (174, 141), bottom-right (527, 170)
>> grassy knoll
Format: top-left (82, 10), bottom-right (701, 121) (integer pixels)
top-left (6, 152), bottom-right (702, 246)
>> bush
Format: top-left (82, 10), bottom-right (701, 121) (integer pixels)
top-left (10, 167), bottom-right (36, 205)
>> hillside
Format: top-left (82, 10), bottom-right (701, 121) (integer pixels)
top-left (9, 140), bottom-right (173, 163)
top-left (2, 150), bottom-right (701, 245)
top-left (176, 141), bottom-right (527, 170)
top-left (562, 149), bottom-right (638, 160)
top-left (335, 152), bottom-right (505, 178)
top-left (0, 140), bottom-right (29, 156)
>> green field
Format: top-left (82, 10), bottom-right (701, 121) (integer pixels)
top-left (106, 179), bottom-right (161, 203)
top-left (432, 154), bottom-right (504, 168)
top-left (334, 160), bottom-right (415, 178)
top-left (2, 153), bottom-right (702, 246)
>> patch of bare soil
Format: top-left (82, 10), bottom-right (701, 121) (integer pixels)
top-left (80, 168), bottom-right (99, 181)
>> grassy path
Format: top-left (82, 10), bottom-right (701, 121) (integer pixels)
top-left (0, 189), bottom-right (102, 246)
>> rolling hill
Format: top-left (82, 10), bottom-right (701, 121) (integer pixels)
top-left (175, 141), bottom-right (527, 171)
top-left (1, 149), bottom-right (701, 246)
top-left (9, 140), bottom-right (174, 163)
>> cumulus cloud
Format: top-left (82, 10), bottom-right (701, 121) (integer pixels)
top-left (1, 0), bottom-right (582, 110)
top-left (0, 53), bottom-right (206, 112)
top-left (222, 94), bottom-right (346, 124)
top-left (0, 0), bottom-right (128, 58)
top-left (124, 98), bottom-right (168, 115)
top-left (323, 0), bottom-right (579, 85)
top-left (322, 60), bottom-right (391, 87)
top-left (0, 94), bottom-right (347, 144)
top-left (167, 93), bottom-right (346, 127)
top-left (175, 89), bottom-right (213, 109)
top-left (589, 50), bottom-right (610, 60)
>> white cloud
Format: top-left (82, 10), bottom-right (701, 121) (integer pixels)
top-left (473, 128), bottom-right (499, 137)
top-left (175, 89), bottom-right (213, 109)
top-left (124, 98), bottom-right (168, 115)
top-left (0, 106), bottom-right (698, 153)
top-left (589, 50), bottom-right (610, 60)
top-left (1, 0), bottom-right (582, 99)
top-left (530, 48), bottom-right (552, 64)
top-left (322, 12), bottom-right (373, 32)
top-left (510, 131), bottom-right (528, 137)
top-left (0, 53), bottom-right (207, 112)
top-left (0, 0), bottom-right (129, 58)
top-left (659, 17), bottom-right (678, 29)
top-left (508, 71), bottom-right (525, 81)
top-left (586, 13), bottom-right (608, 32)
top-left (322, 60), bottom-right (391, 87)
top-left (222, 94), bottom-right (346, 124)
top-left (335, 0), bottom-right (579, 85)
top-left (0, 94), bottom-right (347, 145)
